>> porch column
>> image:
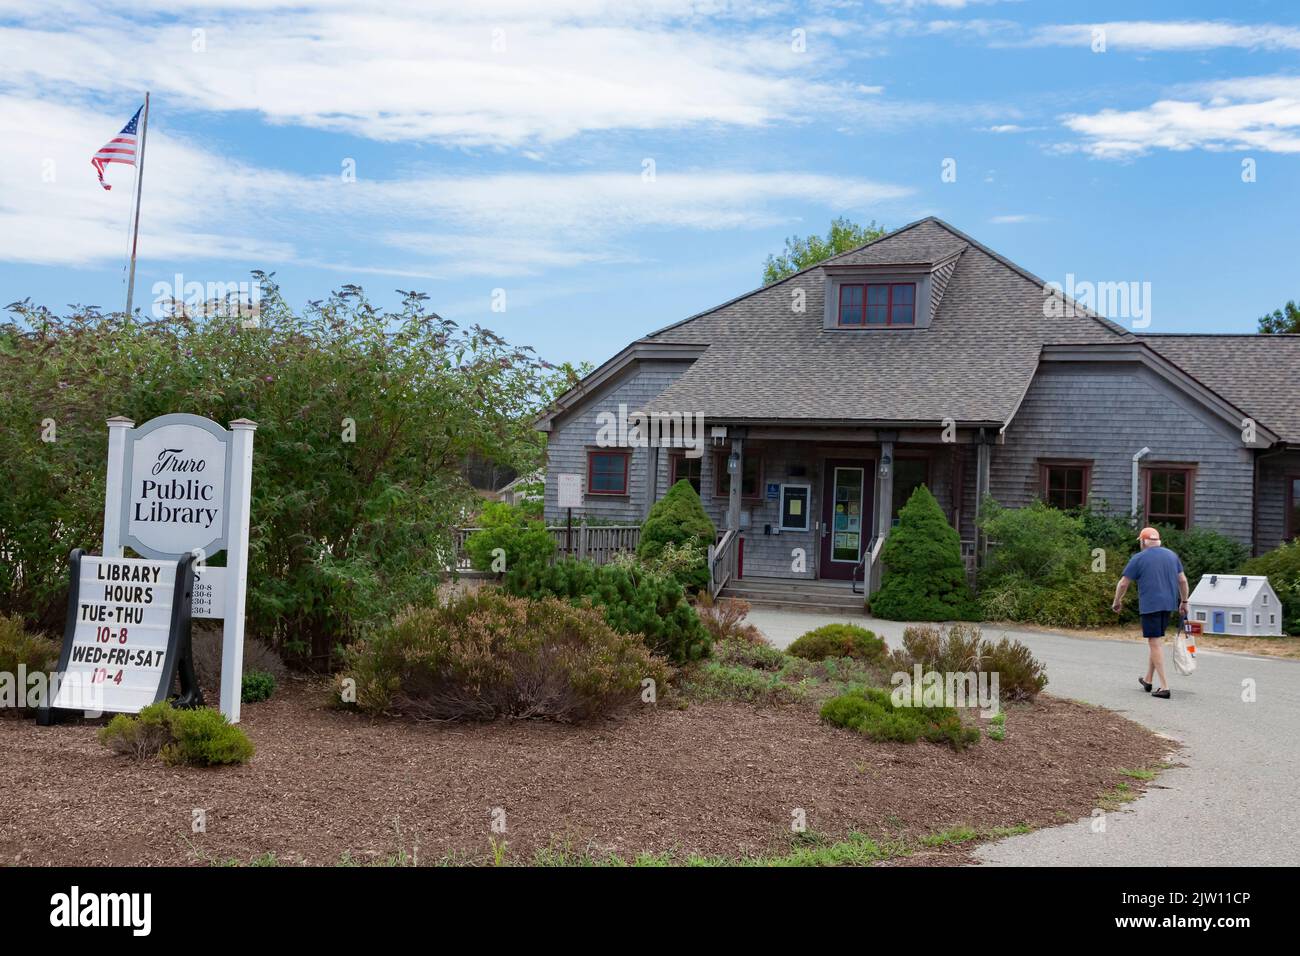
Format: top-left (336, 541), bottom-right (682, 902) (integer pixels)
top-left (876, 439), bottom-right (895, 543)
top-left (974, 430), bottom-right (992, 563)
top-left (644, 445), bottom-right (659, 518)
top-left (727, 436), bottom-right (743, 532)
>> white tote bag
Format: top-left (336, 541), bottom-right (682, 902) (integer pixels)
top-left (1172, 625), bottom-right (1197, 676)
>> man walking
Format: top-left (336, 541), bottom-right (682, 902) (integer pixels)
top-left (1112, 526), bottom-right (1189, 699)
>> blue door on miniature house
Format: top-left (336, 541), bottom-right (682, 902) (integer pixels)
top-left (1212, 610), bottom-right (1226, 633)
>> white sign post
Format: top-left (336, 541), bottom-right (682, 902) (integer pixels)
top-left (102, 414), bottom-right (256, 722)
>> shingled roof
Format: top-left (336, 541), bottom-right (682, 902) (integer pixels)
top-left (1140, 333), bottom-right (1300, 444)
top-left (641, 217), bottom-right (1130, 425)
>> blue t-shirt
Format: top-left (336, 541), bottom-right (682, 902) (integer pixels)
top-left (1122, 546), bottom-right (1184, 614)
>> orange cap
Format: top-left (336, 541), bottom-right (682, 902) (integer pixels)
top-left (1138, 526), bottom-right (1161, 543)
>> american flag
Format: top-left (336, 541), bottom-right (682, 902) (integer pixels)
top-left (91, 105), bottom-right (142, 191)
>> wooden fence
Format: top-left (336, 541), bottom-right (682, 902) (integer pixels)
top-left (452, 525), bottom-right (641, 571)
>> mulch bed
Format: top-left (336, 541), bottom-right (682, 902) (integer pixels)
top-left (0, 681), bottom-right (1173, 866)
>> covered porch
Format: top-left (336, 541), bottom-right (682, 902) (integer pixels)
top-left (664, 425), bottom-right (992, 599)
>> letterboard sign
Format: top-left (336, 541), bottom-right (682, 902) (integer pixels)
top-left (49, 550), bottom-right (199, 715)
top-left (120, 413), bottom-right (231, 560)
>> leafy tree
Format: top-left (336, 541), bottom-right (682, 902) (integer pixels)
top-left (1259, 300), bottom-right (1300, 334)
top-left (871, 485), bottom-right (978, 622)
top-left (0, 281), bottom-right (565, 665)
top-left (762, 217), bottom-right (887, 285)
top-left (636, 479), bottom-right (715, 590)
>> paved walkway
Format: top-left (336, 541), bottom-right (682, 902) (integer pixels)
top-left (746, 608), bottom-right (1300, 866)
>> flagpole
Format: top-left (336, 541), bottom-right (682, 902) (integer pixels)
top-left (124, 91), bottom-right (150, 319)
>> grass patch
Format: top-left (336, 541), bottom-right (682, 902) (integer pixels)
top-left (986, 711), bottom-right (1007, 741)
top-left (820, 687), bottom-right (981, 751)
top-left (680, 661), bottom-right (810, 705)
top-left (1117, 767), bottom-right (1155, 781)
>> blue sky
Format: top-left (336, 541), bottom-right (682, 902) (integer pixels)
top-left (2, 0), bottom-right (1299, 367)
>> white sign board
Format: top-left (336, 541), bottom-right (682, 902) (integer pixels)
top-left (557, 473), bottom-right (584, 509)
top-left (121, 414), bottom-right (230, 560)
top-left (51, 555), bottom-right (188, 714)
top-left (102, 414), bottom-right (257, 722)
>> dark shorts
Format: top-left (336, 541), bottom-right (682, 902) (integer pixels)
top-left (1141, 610), bottom-right (1172, 639)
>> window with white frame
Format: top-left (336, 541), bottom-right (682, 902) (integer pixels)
top-left (1231, 612), bottom-right (1243, 624)
top-left (1195, 611), bottom-right (1206, 621)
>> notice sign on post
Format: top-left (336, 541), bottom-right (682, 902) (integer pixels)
top-left (49, 550), bottom-right (199, 716)
top-left (557, 473), bottom-right (583, 509)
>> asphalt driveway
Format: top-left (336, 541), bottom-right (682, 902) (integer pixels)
top-left (747, 608), bottom-right (1300, 866)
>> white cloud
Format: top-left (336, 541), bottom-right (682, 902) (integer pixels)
top-left (1062, 75), bottom-right (1300, 158)
top-left (0, 93), bottom-right (913, 273)
top-left (1031, 20), bottom-right (1300, 51)
top-left (0, 1), bottom-right (882, 148)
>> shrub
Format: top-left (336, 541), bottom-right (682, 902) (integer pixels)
top-left (979, 553), bottom-right (1137, 628)
top-left (637, 480), bottom-right (716, 591)
top-left (163, 707), bottom-right (256, 766)
top-left (787, 624), bottom-right (885, 662)
top-left (1158, 526), bottom-right (1249, 593)
top-left (505, 558), bottom-right (710, 663)
top-left (980, 499), bottom-right (1091, 588)
top-left (98, 702), bottom-right (173, 758)
top-left (712, 638), bottom-right (788, 672)
top-left (685, 661), bottom-right (807, 705)
top-left (191, 628), bottom-right (286, 701)
top-left (694, 593), bottom-right (764, 645)
top-left (0, 612), bottom-right (59, 686)
top-left (341, 589), bottom-right (671, 721)
top-left (1076, 500), bottom-right (1137, 552)
top-left (241, 671), bottom-right (277, 703)
top-left (465, 501), bottom-right (555, 575)
top-left (1241, 539), bottom-right (1300, 634)
top-left (872, 486), bottom-right (978, 621)
top-left (98, 701), bottom-right (254, 766)
top-left (820, 687), bottom-right (979, 751)
top-left (889, 623), bottom-right (1047, 702)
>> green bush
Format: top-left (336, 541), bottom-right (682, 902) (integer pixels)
top-left (0, 287), bottom-right (564, 661)
top-left (1158, 526), bottom-right (1249, 593)
top-left (465, 501), bottom-right (555, 575)
top-left (889, 623), bottom-right (1047, 702)
top-left (872, 486), bottom-right (978, 621)
top-left (241, 670), bottom-right (277, 703)
top-left (685, 662), bottom-right (807, 705)
top-left (712, 638), bottom-right (788, 672)
top-left (636, 480), bottom-right (715, 591)
top-left (505, 558), bottom-right (710, 663)
top-left (1241, 539), bottom-right (1300, 634)
top-left (341, 589), bottom-right (671, 721)
top-left (980, 499), bottom-right (1091, 588)
top-left (164, 707), bottom-right (256, 766)
top-left (787, 624), bottom-right (885, 662)
top-left (820, 687), bottom-right (979, 751)
top-left (98, 701), bottom-right (254, 766)
top-left (979, 551), bottom-right (1136, 628)
top-left (0, 611), bottom-right (59, 677)
top-left (99, 702), bottom-right (174, 758)
top-left (1076, 500), bottom-right (1137, 552)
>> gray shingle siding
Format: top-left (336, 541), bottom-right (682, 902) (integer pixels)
top-left (543, 360), bottom-right (691, 524)
top-left (993, 362), bottom-right (1256, 546)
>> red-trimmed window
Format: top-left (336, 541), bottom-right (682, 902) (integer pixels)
top-left (670, 452), bottom-right (702, 494)
top-left (1286, 475), bottom-right (1300, 541)
top-left (1145, 468), bottom-right (1194, 530)
top-left (587, 450), bottom-right (630, 495)
top-left (713, 451), bottom-right (762, 500)
top-left (1040, 462), bottom-right (1091, 510)
top-left (839, 282), bottom-right (916, 327)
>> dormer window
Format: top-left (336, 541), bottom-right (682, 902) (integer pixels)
top-left (837, 282), bottom-right (916, 327)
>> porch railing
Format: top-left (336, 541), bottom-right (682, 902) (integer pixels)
top-left (452, 525), bottom-right (641, 571)
top-left (707, 528), bottom-right (740, 599)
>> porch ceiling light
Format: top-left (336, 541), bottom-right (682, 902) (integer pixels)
top-left (727, 453), bottom-right (740, 475)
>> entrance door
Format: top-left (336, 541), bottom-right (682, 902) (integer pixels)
top-left (1212, 610), bottom-right (1225, 634)
top-left (819, 459), bottom-right (873, 580)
